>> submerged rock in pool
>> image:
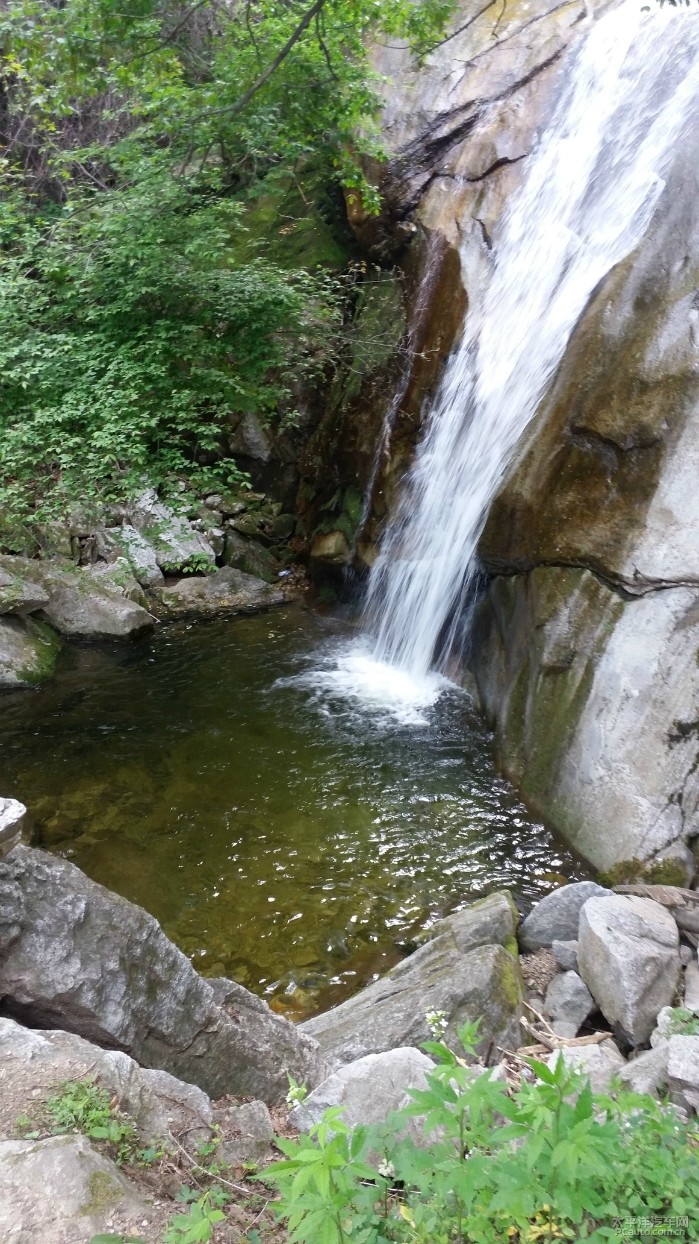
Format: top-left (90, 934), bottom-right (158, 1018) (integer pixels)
top-left (154, 565), bottom-right (284, 616)
top-left (303, 891), bottom-right (523, 1070)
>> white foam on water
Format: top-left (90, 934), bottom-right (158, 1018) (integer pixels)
top-left (276, 641), bottom-right (450, 727)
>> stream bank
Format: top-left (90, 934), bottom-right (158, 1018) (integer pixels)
top-left (3, 821), bottom-right (699, 1242)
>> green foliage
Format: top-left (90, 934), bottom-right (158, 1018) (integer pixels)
top-left (598, 857), bottom-right (689, 888)
top-left (262, 1025), bottom-right (699, 1243)
top-left (89, 1236), bottom-right (147, 1244)
top-left (164, 1185), bottom-right (229, 1244)
top-left (0, 0), bottom-right (452, 521)
top-left (0, 167), bottom-right (337, 521)
top-left (45, 1078), bottom-right (152, 1166)
top-left (286, 1073), bottom-right (309, 1108)
top-left (666, 1007), bottom-right (699, 1037)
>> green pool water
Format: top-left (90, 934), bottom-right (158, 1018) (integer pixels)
top-left (0, 606), bottom-right (582, 1018)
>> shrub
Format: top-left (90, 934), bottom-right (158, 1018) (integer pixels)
top-left (262, 1026), bottom-right (699, 1242)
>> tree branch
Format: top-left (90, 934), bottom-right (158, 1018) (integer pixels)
top-left (205, 0), bottom-right (328, 121)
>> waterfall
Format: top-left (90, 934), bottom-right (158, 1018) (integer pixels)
top-left (359, 1), bottom-right (699, 685)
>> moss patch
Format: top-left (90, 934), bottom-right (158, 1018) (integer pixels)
top-left (17, 618), bottom-right (61, 685)
top-left (598, 857), bottom-right (689, 888)
top-left (79, 1169), bottom-right (125, 1217)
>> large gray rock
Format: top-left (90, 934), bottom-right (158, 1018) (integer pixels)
top-left (229, 412), bottom-right (273, 462)
top-left (0, 1017), bottom-right (212, 1152)
top-left (544, 970), bottom-right (594, 1036)
top-left (217, 1100), bottom-right (275, 1167)
top-left (551, 940), bottom-right (579, 972)
top-left (0, 556), bottom-right (153, 639)
top-left (0, 799), bottom-right (25, 859)
top-left (0, 615), bottom-right (61, 687)
top-left (130, 488), bottom-right (216, 573)
top-left (578, 895), bottom-right (681, 1044)
top-left (685, 961), bottom-right (699, 1012)
top-left (0, 564), bottom-right (48, 616)
top-left (547, 1041), bottom-right (625, 1094)
top-left (471, 106), bottom-right (699, 874)
top-left (667, 1034), bottom-right (699, 1113)
top-left (0, 846), bottom-right (321, 1102)
top-left (222, 531), bottom-right (279, 583)
top-left (86, 558), bottom-right (149, 608)
top-left (98, 524), bottom-right (165, 588)
top-left (38, 561), bottom-right (154, 637)
top-left (290, 1047), bottom-right (434, 1145)
top-left (303, 893), bottom-right (522, 1070)
top-left (519, 883), bottom-right (612, 952)
top-left (0, 1133), bottom-right (155, 1244)
top-left (155, 565), bottom-right (283, 616)
top-left (618, 1043), bottom-right (669, 1098)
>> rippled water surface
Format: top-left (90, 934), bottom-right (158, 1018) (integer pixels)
top-left (0, 607), bottom-right (583, 1016)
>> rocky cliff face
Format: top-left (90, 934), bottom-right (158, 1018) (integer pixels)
top-left (473, 121), bottom-right (699, 875)
top-left (344, 0), bottom-right (699, 875)
top-left (304, 0), bottom-right (597, 573)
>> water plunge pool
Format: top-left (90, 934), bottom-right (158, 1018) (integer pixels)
top-left (0, 606), bottom-right (581, 1018)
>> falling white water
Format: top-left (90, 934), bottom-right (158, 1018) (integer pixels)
top-left (352, 0), bottom-right (699, 700)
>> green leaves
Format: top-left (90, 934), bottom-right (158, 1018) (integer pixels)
top-left (0, 164), bottom-right (340, 520)
top-left (164, 1188), bottom-right (229, 1244)
top-left (0, 0), bottom-right (455, 520)
top-left (261, 1029), bottom-right (699, 1244)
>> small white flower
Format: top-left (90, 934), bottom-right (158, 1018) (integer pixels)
top-left (377, 1159), bottom-right (395, 1180)
top-left (425, 1008), bottom-right (448, 1038)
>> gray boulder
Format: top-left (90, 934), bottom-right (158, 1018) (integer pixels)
top-left (519, 883), bottom-right (612, 952)
top-left (290, 1047), bottom-right (434, 1146)
top-left (86, 558), bottom-right (149, 608)
top-left (0, 555), bottom-right (154, 639)
top-left (0, 1134), bottom-right (155, 1244)
top-left (222, 530), bottom-right (279, 583)
top-left (0, 799), bottom-right (25, 859)
top-left (552, 940), bottom-right (579, 972)
top-left (217, 1100), bottom-right (275, 1167)
top-left (618, 1043), bottom-right (669, 1098)
top-left (0, 846), bottom-right (321, 1102)
top-left (578, 895), bottom-right (681, 1044)
top-left (155, 565), bottom-right (283, 616)
top-left (0, 615), bottom-right (61, 687)
top-left (0, 1017), bottom-right (212, 1152)
top-left (229, 412), bottom-right (273, 462)
top-left (685, 960), bottom-right (699, 1012)
top-left (667, 1034), bottom-right (699, 1113)
top-left (36, 561), bottom-right (154, 637)
top-left (547, 1041), bottom-right (626, 1094)
top-left (0, 565), bottom-right (48, 616)
top-left (651, 1006), bottom-right (677, 1047)
top-left (98, 524), bottom-right (165, 588)
top-left (544, 970), bottom-right (594, 1036)
top-left (130, 488), bottom-right (216, 573)
top-left (303, 892), bottom-right (523, 1070)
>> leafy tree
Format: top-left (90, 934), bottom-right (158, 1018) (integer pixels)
top-left (0, 0), bottom-right (452, 521)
